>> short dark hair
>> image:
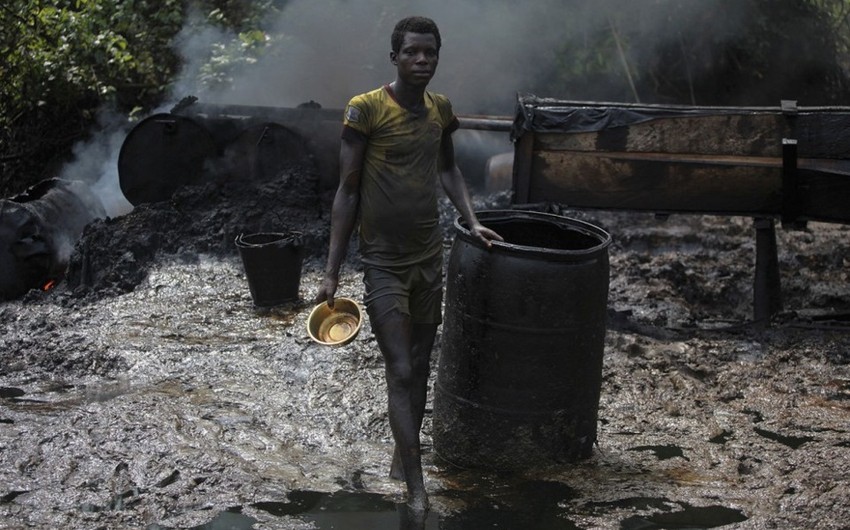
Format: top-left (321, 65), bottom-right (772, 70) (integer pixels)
top-left (391, 16), bottom-right (441, 53)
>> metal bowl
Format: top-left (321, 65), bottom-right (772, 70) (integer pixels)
top-left (306, 297), bottom-right (363, 346)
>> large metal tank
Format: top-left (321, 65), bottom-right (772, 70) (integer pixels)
top-left (118, 113), bottom-right (217, 205)
top-left (0, 179), bottom-right (105, 299)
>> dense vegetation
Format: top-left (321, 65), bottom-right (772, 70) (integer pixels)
top-left (1, 0), bottom-right (849, 196)
top-left (0, 0), bottom-right (285, 195)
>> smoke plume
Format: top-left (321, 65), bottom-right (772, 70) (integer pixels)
top-left (172, 0), bottom-right (605, 114)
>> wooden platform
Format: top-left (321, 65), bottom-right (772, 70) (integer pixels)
top-left (510, 97), bottom-right (850, 324)
top-left (511, 97), bottom-right (850, 225)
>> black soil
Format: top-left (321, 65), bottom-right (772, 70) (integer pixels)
top-left (62, 164), bottom-right (328, 300)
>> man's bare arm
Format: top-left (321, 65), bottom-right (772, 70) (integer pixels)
top-left (438, 132), bottom-right (503, 247)
top-left (316, 136), bottom-right (366, 306)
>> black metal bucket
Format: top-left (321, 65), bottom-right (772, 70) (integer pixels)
top-left (235, 232), bottom-right (304, 307)
top-left (433, 210), bottom-right (611, 470)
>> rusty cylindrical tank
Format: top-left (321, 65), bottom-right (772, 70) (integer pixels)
top-left (118, 113), bottom-right (217, 205)
top-left (0, 179), bottom-right (106, 299)
top-left (433, 209), bottom-right (611, 470)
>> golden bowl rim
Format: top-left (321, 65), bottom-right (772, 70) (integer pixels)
top-left (306, 297), bottom-right (364, 346)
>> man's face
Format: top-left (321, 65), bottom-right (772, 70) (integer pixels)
top-left (391, 32), bottom-right (439, 87)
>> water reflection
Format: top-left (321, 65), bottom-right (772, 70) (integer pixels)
top-left (252, 490), bottom-right (437, 529)
top-left (149, 482), bottom-right (583, 529)
top-left (620, 503), bottom-right (748, 529)
top-left (138, 476), bottom-right (749, 529)
top-left (153, 491), bottom-right (439, 530)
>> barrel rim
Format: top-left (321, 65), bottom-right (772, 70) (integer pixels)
top-left (454, 209), bottom-right (612, 257)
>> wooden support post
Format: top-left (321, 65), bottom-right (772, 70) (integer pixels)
top-left (753, 217), bottom-right (782, 327)
top-left (781, 138), bottom-right (804, 229)
top-left (512, 131), bottom-right (535, 204)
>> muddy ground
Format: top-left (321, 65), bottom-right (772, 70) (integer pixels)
top-left (1, 167), bottom-right (849, 529)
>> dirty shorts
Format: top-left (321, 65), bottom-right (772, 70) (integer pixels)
top-left (362, 251), bottom-right (444, 325)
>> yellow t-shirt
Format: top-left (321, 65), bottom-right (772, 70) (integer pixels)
top-left (343, 85), bottom-right (458, 266)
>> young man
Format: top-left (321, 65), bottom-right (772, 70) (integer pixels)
top-left (316, 16), bottom-right (502, 511)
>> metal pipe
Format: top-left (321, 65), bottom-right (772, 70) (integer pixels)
top-left (456, 115), bottom-right (513, 132)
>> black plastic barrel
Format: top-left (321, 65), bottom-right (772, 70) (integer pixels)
top-left (235, 232), bottom-right (304, 307)
top-left (433, 209), bottom-right (611, 470)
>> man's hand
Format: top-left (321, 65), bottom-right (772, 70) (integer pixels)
top-left (469, 223), bottom-right (504, 249)
top-left (315, 274), bottom-right (339, 308)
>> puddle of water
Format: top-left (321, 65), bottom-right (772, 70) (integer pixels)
top-left (186, 508), bottom-right (255, 530)
top-left (586, 496), bottom-right (676, 513)
top-left (753, 427), bottom-right (814, 449)
top-left (1, 490), bottom-right (29, 503)
top-left (628, 444), bottom-right (689, 461)
top-left (1, 380), bottom-right (137, 412)
top-left (436, 479), bottom-right (581, 530)
top-left (254, 490), bottom-right (438, 529)
top-left (148, 491), bottom-right (438, 530)
top-left (148, 482), bottom-right (585, 530)
top-left (587, 496), bottom-right (747, 528)
top-left (708, 430), bottom-right (733, 444)
top-left (0, 387), bottom-right (25, 399)
top-left (621, 503), bottom-right (748, 529)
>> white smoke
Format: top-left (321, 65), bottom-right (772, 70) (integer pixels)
top-left (56, 0), bottom-right (753, 216)
top-left (163, 7), bottom-right (241, 110)
top-left (166, 0), bottom-right (757, 113)
top-left (58, 112), bottom-right (134, 218)
top-left (163, 0), bottom-right (602, 186)
top-left (170, 0), bottom-right (605, 114)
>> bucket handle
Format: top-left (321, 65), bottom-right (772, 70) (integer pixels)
top-left (236, 231), bottom-right (303, 248)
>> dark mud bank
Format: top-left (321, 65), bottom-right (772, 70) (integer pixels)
top-left (62, 164), bottom-right (327, 301)
top-left (2, 176), bottom-right (850, 528)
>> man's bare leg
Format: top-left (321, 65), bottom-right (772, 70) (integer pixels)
top-left (390, 322), bottom-right (437, 481)
top-left (371, 310), bottom-right (435, 511)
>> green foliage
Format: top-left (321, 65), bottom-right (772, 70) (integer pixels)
top-left (1, 0), bottom-right (182, 121)
top-left (547, 0), bottom-right (850, 105)
top-left (191, 2), bottom-right (281, 93)
top-left (0, 0), bottom-right (280, 192)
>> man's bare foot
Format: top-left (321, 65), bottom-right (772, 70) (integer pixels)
top-left (397, 501), bottom-right (428, 530)
top-left (389, 446), bottom-right (405, 480)
top-left (406, 488), bottom-right (429, 513)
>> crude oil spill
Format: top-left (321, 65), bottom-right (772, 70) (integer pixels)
top-left (628, 444), bottom-right (689, 461)
top-left (481, 216), bottom-right (601, 250)
top-left (437, 479), bottom-right (581, 529)
top-left (0, 387), bottom-right (25, 399)
top-left (150, 491), bottom-right (439, 529)
top-left (253, 490), bottom-right (438, 529)
top-left (1, 491), bottom-right (28, 503)
top-left (620, 503), bottom-right (748, 529)
top-left (192, 508), bottom-right (254, 530)
top-left (81, 488), bottom-right (142, 513)
top-left (585, 496), bottom-right (674, 514)
top-left (157, 483), bottom-right (583, 529)
top-left (708, 430), bottom-right (733, 444)
top-left (753, 427), bottom-right (814, 449)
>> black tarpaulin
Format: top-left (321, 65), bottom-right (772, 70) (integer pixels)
top-left (510, 93), bottom-right (779, 141)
